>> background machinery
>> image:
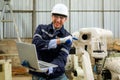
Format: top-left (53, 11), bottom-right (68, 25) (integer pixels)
top-left (65, 27), bottom-right (115, 80)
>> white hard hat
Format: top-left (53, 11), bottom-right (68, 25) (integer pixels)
top-left (51, 3), bottom-right (68, 17)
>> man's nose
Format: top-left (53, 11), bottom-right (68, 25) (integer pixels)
top-left (56, 17), bottom-right (61, 21)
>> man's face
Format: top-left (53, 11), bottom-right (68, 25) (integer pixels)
top-left (52, 14), bottom-right (67, 29)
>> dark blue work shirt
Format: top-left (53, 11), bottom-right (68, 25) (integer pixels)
top-left (29, 23), bottom-right (72, 78)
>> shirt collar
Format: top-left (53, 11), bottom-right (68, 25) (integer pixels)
top-left (48, 23), bottom-right (66, 35)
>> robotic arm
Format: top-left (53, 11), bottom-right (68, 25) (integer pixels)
top-left (66, 28), bottom-right (113, 80)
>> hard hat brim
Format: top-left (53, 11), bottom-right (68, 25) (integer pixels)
top-left (52, 13), bottom-right (67, 17)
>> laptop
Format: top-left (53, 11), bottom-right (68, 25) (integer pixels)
top-left (16, 42), bottom-right (58, 72)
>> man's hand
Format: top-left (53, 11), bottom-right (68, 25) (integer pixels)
top-left (47, 67), bottom-right (53, 75)
top-left (59, 35), bottom-right (73, 44)
top-left (48, 39), bottom-right (57, 49)
top-left (21, 60), bottom-right (36, 71)
top-left (59, 35), bottom-right (78, 44)
top-left (48, 35), bottom-right (78, 49)
top-left (21, 60), bottom-right (30, 68)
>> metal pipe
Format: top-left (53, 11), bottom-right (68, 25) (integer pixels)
top-left (32, 0), bottom-right (36, 37)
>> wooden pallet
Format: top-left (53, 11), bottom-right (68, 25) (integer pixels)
top-left (12, 66), bottom-right (29, 76)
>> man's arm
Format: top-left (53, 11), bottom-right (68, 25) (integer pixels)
top-left (50, 43), bottom-right (72, 73)
top-left (32, 25), bottom-right (51, 50)
top-left (32, 25), bottom-right (73, 50)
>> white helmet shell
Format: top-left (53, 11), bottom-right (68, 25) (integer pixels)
top-left (51, 3), bottom-right (68, 17)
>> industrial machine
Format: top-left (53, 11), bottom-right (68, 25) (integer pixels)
top-left (104, 52), bottom-right (120, 80)
top-left (65, 28), bottom-right (115, 80)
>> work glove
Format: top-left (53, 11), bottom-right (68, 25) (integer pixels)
top-left (21, 60), bottom-right (37, 71)
top-left (60, 35), bottom-right (72, 44)
top-left (47, 67), bottom-right (53, 75)
top-left (48, 39), bottom-right (57, 49)
top-left (48, 35), bottom-right (78, 49)
top-left (21, 60), bottom-right (30, 68)
top-left (60, 35), bottom-right (78, 44)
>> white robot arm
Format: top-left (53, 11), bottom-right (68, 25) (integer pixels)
top-left (66, 28), bottom-right (113, 80)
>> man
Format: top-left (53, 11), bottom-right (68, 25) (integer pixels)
top-left (30, 3), bottom-right (74, 80)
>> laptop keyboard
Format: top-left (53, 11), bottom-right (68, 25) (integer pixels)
top-left (39, 63), bottom-right (49, 68)
top-left (38, 60), bottom-right (57, 68)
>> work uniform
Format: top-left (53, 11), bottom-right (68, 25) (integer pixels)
top-left (29, 23), bottom-right (72, 80)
